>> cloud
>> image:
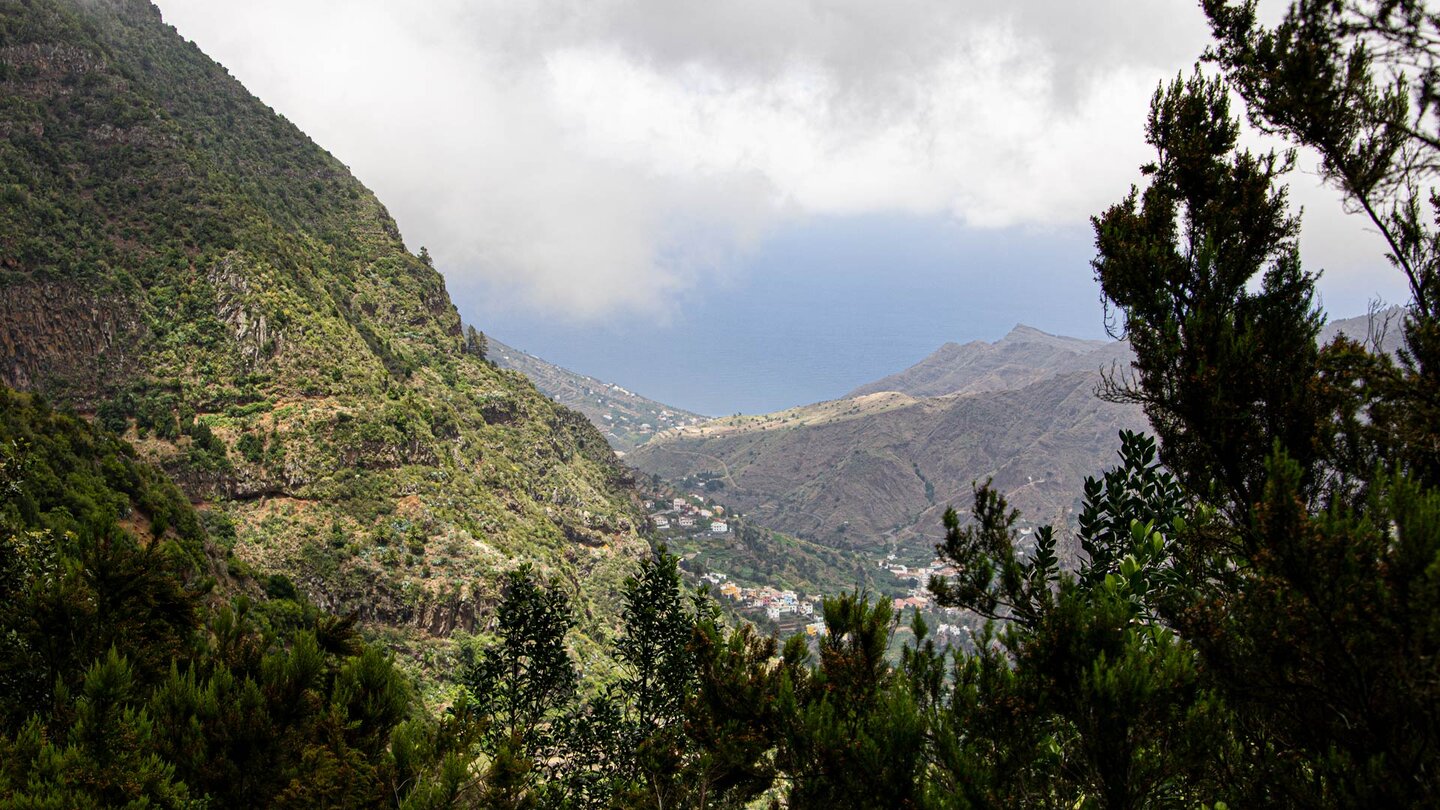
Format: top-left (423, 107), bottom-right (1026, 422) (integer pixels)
top-left (153, 0), bottom-right (1399, 322)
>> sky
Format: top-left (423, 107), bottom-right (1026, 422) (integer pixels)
top-left (155, 0), bottom-right (1411, 415)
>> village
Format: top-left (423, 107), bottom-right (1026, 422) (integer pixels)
top-left (645, 491), bottom-right (983, 648)
top-left (645, 492), bottom-right (731, 536)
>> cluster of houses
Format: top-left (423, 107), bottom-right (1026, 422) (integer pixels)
top-left (698, 572), bottom-right (828, 637)
top-left (877, 554), bottom-right (960, 613)
top-left (596, 398), bottom-right (701, 442)
top-left (641, 488), bottom-right (989, 650)
top-left (646, 494), bottom-right (729, 535)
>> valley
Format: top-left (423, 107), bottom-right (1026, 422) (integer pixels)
top-left (1, 0), bottom-right (1430, 804)
top-left (627, 325), bottom-right (1149, 559)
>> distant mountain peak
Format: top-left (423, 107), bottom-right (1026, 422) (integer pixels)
top-left (1005, 323), bottom-right (1051, 337)
top-left (846, 325), bottom-right (1123, 400)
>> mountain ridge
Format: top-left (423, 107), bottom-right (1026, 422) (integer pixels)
top-left (847, 323), bottom-right (1122, 400)
top-left (489, 336), bottom-right (707, 453)
top-left (632, 308), bottom-right (1407, 557)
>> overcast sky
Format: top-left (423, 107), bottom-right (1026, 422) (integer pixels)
top-left (154, 0), bottom-right (1411, 413)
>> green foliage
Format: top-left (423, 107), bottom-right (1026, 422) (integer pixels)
top-left (0, 0), bottom-right (647, 691)
top-left (777, 593), bottom-right (934, 810)
top-left (6, 1), bottom-right (1440, 807)
top-left (614, 547), bottom-right (693, 731)
top-left (236, 429), bottom-right (265, 464)
top-left (465, 326), bottom-right (488, 361)
top-left (461, 566), bottom-right (578, 748)
top-left (455, 565), bottom-right (577, 806)
top-left (1078, 26), bottom-right (1440, 804)
top-left (1092, 70), bottom-right (1322, 514)
top-left (928, 434), bottom-right (1233, 808)
top-left (931, 484), bottom-right (1054, 625)
top-left (0, 390), bottom-right (462, 808)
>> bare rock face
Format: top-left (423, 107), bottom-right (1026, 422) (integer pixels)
top-left (208, 257), bottom-right (283, 367)
top-left (0, 281), bottom-right (145, 404)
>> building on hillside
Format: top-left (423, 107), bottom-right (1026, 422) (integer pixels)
top-left (710, 520), bottom-right (729, 534)
top-left (651, 515), bottom-right (670, 529)
top-left (677, 516), bottom-right (695, 528)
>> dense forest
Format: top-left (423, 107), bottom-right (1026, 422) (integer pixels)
top-left (5, 0), bottom-right (1440, 807)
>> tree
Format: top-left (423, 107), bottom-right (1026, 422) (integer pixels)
top-left (929, 435), bottom-right (1232, 809)
top-left (677, 617), bottom-right (792, 808)
top-left (1204, 0), bottom-right (1440, 486)
top-left (558, 546), bottom-right (699, 807)
top-left (778, 593), bottom-right (934, 810)
top-left (465, 326), bottom-right (488, 361)
top-left (603, 546), bottom-right (701, 805)
top-left (1092, 71), bottom-right (1324, 519)
top-left (459, 564), bottom-right (577, 806)
top-left (1086, 56), bottom-right (1440, 805)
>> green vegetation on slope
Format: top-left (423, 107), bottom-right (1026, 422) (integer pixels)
top-left (0, 0), bottom-right (647, 657)
top-left (4, 0), bottom-right (1440, 807)
top-left (0, 387), bottom-right (456, 807)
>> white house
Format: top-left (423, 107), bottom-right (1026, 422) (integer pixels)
top-left (710, 521), bottom-right (729, 534)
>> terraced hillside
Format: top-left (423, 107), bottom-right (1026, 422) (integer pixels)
top-left (0, 0), bottom-right (647, 653)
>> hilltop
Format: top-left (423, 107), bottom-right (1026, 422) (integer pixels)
top-left (847, 324), bottom-right (1122, 399)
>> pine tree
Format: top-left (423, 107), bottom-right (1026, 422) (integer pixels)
top-left (465, 326), bottom-right (489, 361)
top-left (1086, 52), bottom-right (1440, 805)
top-left (459, 564), bottom-right (577, 805)
top-left (601, 546), bottom-right (700, 805)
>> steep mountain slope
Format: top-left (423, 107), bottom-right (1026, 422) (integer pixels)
top-left (490, 337), bottom-right (706, 453)
top-left (0, 0), bottom-right (646, 645)
top-left (633, 310), bottom-right (1406, 556)
top-left (631, 370), bottom-right (1145, 553)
